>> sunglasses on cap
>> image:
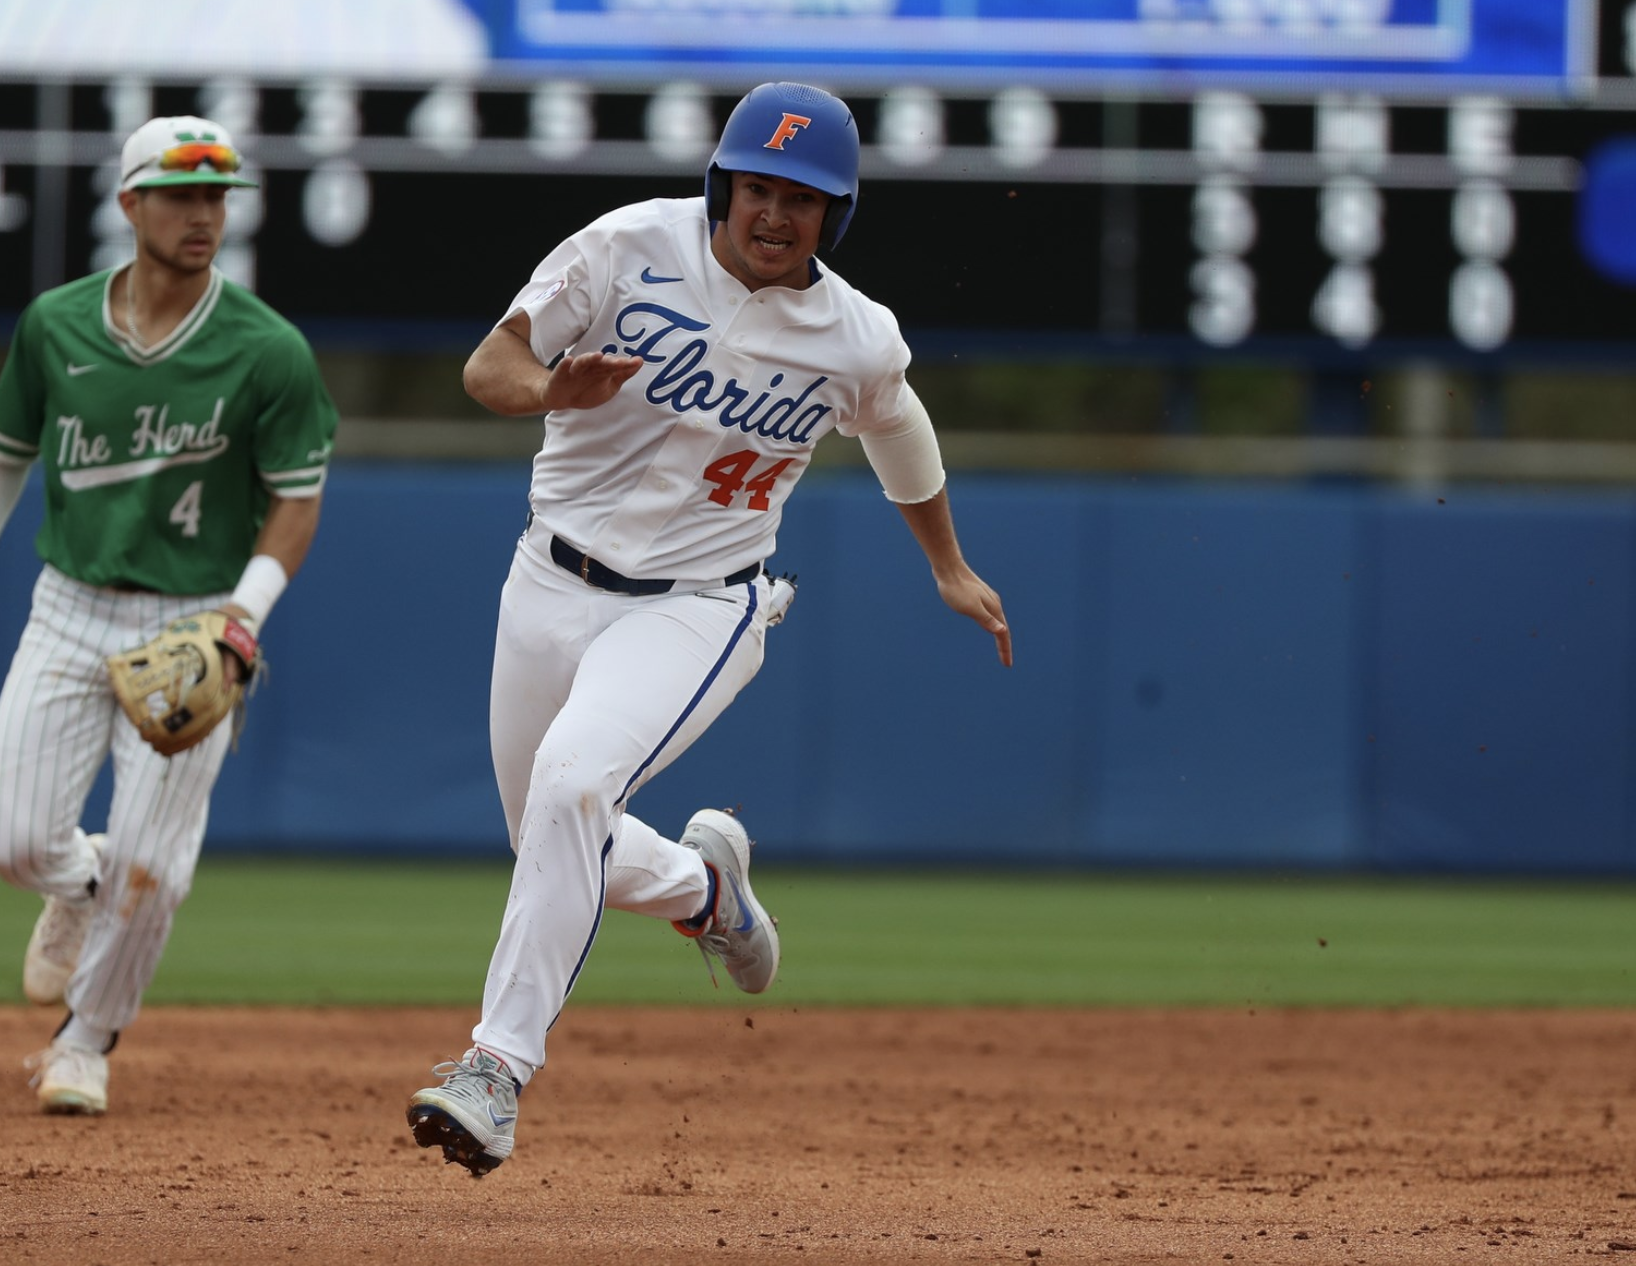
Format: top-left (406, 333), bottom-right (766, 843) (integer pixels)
top-left (156, 142), bottom-right (243, 174)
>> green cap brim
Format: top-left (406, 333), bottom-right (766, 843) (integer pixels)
top-left (132, 171), bottom-right (258, 189)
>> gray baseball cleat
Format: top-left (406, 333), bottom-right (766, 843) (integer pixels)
top-left (25, 1040), bottom-right (109, 1115)
top-left (23, 832), bottom-right (106, 1006)
top-left (671, 808), bottom-right (780, 993)
top-left (407, 1047), bottom-right (520, 1178)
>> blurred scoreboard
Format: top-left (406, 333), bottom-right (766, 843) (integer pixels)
top-left (1, 0), bottom-right (1634, 361)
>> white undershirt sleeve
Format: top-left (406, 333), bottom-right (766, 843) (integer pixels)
top-left (859, 386), bottom-right (947, 505)
top-left (0, 460), bottom-right (29, 540)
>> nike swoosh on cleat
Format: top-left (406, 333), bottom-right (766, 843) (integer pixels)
top-left (641, 267), bottom-right (684, 284)
top-left (725, 872), bottom-right (755, 934)
top-left (66, 363), bottom-right (98, 376)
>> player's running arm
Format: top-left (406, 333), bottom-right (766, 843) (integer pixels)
top-left (217, 492), bottom-right (323, 681)
top-left (239, 493), bottom-right (321, 591)
top-left (859, 386), bottom-right (1012, 668)
top-left (464, 311), bottom-right (642, 417)
top-left (0, 458), bottom-right (28, 540)
top-left (895, 489), bottom-right (1012, 668)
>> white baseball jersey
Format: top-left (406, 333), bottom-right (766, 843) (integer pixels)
top-left (506, 195), bottom-right (912, 581)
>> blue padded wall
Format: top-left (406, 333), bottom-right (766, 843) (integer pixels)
top-left (3, 465), bottom-right (1633, 873)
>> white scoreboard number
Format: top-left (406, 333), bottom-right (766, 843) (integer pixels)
top-left (0, 58), bottom-right (1633, 359)
top-left (1185, 92), bottom-right (1529, 353)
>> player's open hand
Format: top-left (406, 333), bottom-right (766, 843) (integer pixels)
top-left (543, 351), bottom-right (644, 412)
top-left (937, 569), bottom-right (1013, 667)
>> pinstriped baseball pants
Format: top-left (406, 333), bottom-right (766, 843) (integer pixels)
top-left (0, 565), bottom-right (233, 1036)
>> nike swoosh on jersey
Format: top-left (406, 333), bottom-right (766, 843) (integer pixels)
top-left (66, 363), bottom-right (99, 376)
top-left (640, 267), bottom-right (684, 284)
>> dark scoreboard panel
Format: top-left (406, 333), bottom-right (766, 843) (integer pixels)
top-left (1, 43), bottom-right (1634, 362)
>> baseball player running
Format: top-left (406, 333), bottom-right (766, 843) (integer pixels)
top-left (0, 116), bottom-right (338, 1113)
top-left (407, 81), bottom-right (1011, 1178)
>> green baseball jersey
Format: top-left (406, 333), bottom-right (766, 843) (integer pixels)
top-left (0, 267), bottom-right (338, 594)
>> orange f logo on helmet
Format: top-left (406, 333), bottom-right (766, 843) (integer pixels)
top-left (764, 113), bottom-right (814, 151)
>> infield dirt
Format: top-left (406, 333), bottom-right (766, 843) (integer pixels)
top-left (1, 1005), bottom-right (1633, 1264)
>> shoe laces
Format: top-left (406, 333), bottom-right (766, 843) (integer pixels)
top-left (22, 1049), bottom-right (48, 1086)
top-left (689, 868), bottom-right (742, 988)
top-left (428, 1052), bottom-right (518, 1107)
top-left (691, 913), bottom-right (776, 989)
top-left (692, 936), bottom-right (724, 989)
top-left (23, 1043), bottom-right (102, 1089)
top-left (32, 894), bottom-right (94, 963)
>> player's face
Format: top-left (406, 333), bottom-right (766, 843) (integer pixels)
top-left (710, 171), bottom-right (829, 292)
top-left (121, 185), bottom-right (229, 274)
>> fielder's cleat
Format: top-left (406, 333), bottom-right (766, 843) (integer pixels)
top-left (25, 1040), bottom-right (109, 1115)
top-left (407, 1047), bottom-right (520, 1178)
top-left (23, 833), bottom-right (106, 1006)
top-left (671, 808), bottom-right (780, 994)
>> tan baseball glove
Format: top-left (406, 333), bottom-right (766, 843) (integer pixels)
top-left (106, 611), bottom-right (261, 757)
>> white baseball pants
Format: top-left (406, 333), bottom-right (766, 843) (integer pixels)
top-left (473, 525), bottom-right (771, 1078)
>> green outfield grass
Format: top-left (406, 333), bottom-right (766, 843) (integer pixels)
top-left (0, 858), bottom-right (1632, 1007)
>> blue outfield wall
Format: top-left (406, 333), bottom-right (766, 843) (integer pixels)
top-left (2, 464), bottom-right (1633, 875)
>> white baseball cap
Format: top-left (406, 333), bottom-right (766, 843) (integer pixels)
top-left (119, 116), bottom-right (257, 193)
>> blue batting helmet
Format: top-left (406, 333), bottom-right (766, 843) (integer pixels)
top-left (706, 82), bottom-right (860, 250)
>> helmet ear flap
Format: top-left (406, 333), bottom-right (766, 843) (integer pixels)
top-left (820, 194), bottom-right (853, 251)
top-left (708, 176), bottom-right (854, 250)
top-left (706, 165), bottom-right (732, 223)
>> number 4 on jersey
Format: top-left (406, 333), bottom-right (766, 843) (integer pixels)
top-left (703, 450), bottom-right (793, 511)
top-left (169, 480), bottom-right (204, 537)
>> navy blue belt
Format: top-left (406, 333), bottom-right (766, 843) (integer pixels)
top-left (549, 535), bottom-right (758, 596)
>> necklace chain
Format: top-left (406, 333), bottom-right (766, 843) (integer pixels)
top-left (124, 267), bottom-right (144, 348)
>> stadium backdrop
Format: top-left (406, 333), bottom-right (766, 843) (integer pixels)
top-left (1, 2), bottom-right (1634, 875)
top-left (1, 1), bottom-right (1633, 361)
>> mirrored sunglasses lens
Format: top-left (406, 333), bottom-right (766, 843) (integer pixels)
top-left (158, 143), bottom-right (241, 173)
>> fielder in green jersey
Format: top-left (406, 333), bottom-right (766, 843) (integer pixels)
top-left (0, 115), bottom-right (339, 1116)
top-left (0, 269), bottom-right (332, 592)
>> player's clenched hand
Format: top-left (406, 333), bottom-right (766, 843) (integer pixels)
top-left (217, 602), bottom-right (256, 683)
top-left (542, 351), bottom-right (644, 412)
top-left (936, 568), bottom-right (1013, 668)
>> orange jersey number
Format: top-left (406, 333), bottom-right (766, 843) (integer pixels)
top-left (703, 450), bottom-right (795, 512)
